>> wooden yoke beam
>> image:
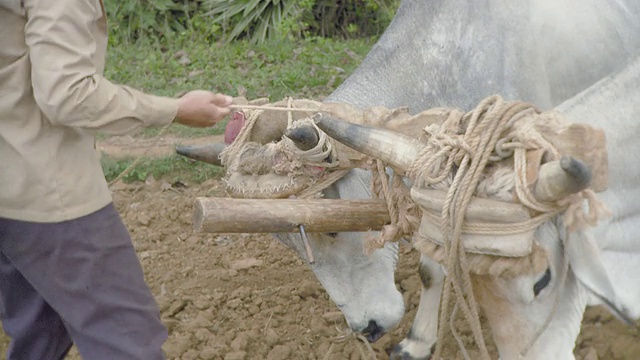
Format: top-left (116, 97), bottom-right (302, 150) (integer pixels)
top-left (193, 198), bottom-right (390, 233)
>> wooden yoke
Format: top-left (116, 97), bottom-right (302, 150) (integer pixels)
top-left (193, 198), bottom-right (391, 233)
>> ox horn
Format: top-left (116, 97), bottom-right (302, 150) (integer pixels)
top-left (533, 156), bottom-right (592, 202)
top-left (314, 115), bottom-right (424, 173)
top-left (175, 143), bottom-right (227, 167)
top-left (284, 124), bottom-right (320, 151)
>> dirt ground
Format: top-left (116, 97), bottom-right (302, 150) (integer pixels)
top-left (0, 135), bottom-right (638, 360)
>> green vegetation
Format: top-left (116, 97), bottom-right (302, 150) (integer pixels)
top-left (104, 0), bottom-right (399, 45)
top-left (202, 0), bottom-right (399, 44)
top-left (101, 0), bottom-right (394, 184)
top-left (105, 35), bottom-right (375, 103)
top-left (102, 33), bottom-right (376, 141)
top-left (101, 153), bottom-right (224, 184)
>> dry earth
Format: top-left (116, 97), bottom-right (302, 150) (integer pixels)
top-left (0, 134), bottom-right (638, 360)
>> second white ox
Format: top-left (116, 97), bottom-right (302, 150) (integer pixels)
top-left (316, 54), bottom-right (640, 359)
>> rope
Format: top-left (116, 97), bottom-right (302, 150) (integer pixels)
top-left (298, 169), bottom-right (351, 199)
top-left (423, 96), bottom-right (519, 360)
top-left (365, 95), bottom-right (609, 359)
top-left (106, 101), bottom-right (343, 190)
top-left (366, 159), bottom-right (421, 254)
top-left (230, 104), bottom-right (326, 113)
top-left (107, 121), bottom-right (174, 188)
top-left (220, 97), bottom-right (354, 201)
top-left (219, 108), bottom-right (264, 169)
top-left (107, 100), bottom-right (334, 188)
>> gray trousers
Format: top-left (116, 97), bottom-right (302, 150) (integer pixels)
top-left (0, 203), bottom-right (167, 360)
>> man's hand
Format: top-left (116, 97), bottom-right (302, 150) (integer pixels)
top-left (174, 91), bottom-right (233, 127)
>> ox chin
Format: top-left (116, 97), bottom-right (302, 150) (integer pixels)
top-left (361, 320), bottom-right (387, 343)
top-left (272, 220), bottom-right (406, 344)
top-left (332, 284), bottom-right (405, 343)
top-left (341, 286), bottom-right (405, 343)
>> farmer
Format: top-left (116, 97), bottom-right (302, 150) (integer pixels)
top-left (0, 0), bottom-right (233, 359)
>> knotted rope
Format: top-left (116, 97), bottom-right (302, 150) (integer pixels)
top-left (407, 96), bottom-right (603, 359)
top-left (230, 97), bottom-right (608, 360)
top-left (219, 97), bottom-right (349, 199)
top-left (107, 120), bottom-right (174, 188)
top-left (365, 159), bottom-right (421, 254)
top-left (414, 96), bottom-right (521, 360)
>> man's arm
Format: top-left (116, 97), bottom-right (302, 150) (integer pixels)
top-left (23, 0), bottom-right (182, 134)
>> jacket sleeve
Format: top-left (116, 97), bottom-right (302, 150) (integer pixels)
top-left (22, 0), bottom-right (179, 135)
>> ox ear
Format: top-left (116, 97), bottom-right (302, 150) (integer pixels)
top-left (564, 230), bottom-right (635, 326)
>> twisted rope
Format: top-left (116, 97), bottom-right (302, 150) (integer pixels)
top-left (108, 100), bottom-right (339, 188)
top-left (366, 159), bottom-right (421, 254)
top-left (367, 95), bottom-right (609, 359)
top-left (420, 96), bottom-right (520, 360)
top-left (220, 98), bottom-right (350, 199)
top-left (107, 121), bottom-right (174, 187)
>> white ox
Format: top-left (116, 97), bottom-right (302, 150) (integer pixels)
top-left (317, 55), bottom-right (640, 359)
top-left (177, 0), bottom-right (640, 354)
top-left (314, 1), bottom-right (640, 355)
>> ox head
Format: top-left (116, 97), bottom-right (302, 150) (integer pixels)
top-left (176, 117), bottom-right (405, 342)
top-left (316, 114), bottom-right (633, 359)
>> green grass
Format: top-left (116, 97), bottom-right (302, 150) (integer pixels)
top-left (104, 35), bottom-right (375, 99)
top-left (95, 122), bottom-right (226, 141)
top-left (102, 153), bottom-right (224, 184)
top-left (137, 121), bottom-right (228, 139)
top-left (103, 35), bottom-right (374, 136)
top-left (100, 33), bottom-right (376, 183)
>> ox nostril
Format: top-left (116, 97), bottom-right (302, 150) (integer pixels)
top-left (362, 320), bottom-right (385, 343)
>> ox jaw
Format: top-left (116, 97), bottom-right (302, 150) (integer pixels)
top-left (273, 230), bottom-right (405, 342)
top-left (270, 169), bottom-right (406, 342)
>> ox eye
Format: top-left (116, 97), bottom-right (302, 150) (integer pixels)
top-left (533, 268), bottom-right (552, 296)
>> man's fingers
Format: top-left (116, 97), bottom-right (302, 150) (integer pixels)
top-left (174, 90), bottom-right (234, 127)
top-left (211, 93), bottom-right (233, 106)
top-left (215, 109), bottom-right (231, 120)
top-left (209, 106), bottom-right (231, 122)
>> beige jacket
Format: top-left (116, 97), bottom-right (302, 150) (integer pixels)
top-left (0, 0), bottom-right (180, 222)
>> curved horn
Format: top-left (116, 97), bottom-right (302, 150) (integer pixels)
top-left (175, 143), bottom-right (227, 167)
top-left (534, 156), bottom-right (592, 202)
top-left (284, 124), bottom-right (320, 151)
top-left (314, 115), bottom-right (424, 173)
